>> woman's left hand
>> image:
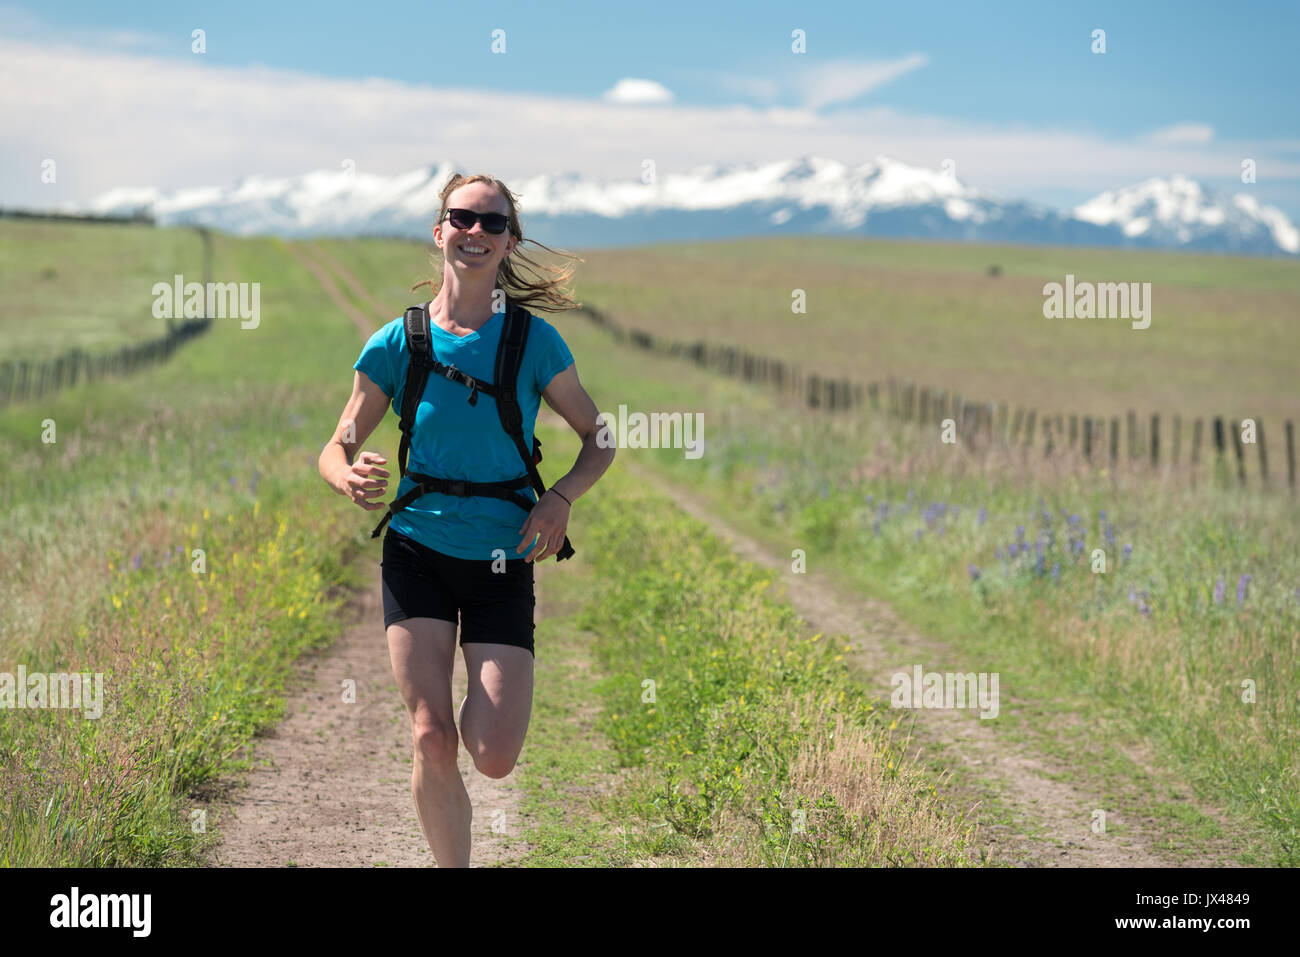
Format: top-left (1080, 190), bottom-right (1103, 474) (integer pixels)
top-left (517, 489), bottom-right (570, 562)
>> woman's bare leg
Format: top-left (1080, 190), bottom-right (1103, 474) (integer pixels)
top-left (459, 642), bottom-right (534, 780)
top-left (387, 617), bottom-right (470, 867)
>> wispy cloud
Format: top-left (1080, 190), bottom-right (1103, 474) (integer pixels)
top-left (793, 54), bottom-right (929, 110)
top-left (1147, 123), bottom-right (1215, 146)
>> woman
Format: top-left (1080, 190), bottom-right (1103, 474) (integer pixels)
top-left (318, 173), bottom-right (615, 867)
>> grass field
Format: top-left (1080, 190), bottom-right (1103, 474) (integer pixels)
top-left (3, 219), bottom-right (1296, 866)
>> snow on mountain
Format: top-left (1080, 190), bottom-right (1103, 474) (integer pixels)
top-left (1073, 175), bottom-right (1299, 255)
top-left (80, 157), bottom-right (1299, 256)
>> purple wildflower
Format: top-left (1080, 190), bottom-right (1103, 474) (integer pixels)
top-left (1016, 525), bottom-right (1025, 543)
top-left (1213, 575), bottom-right (1225, 605)
top-left (1122, 544), bottom-right (1133, 563)
top-left (1034, 554), bottom-right (1046, 576)
top-left (977, 506), bottom-right (987, 526)
top-left (1128, 586), bottom-right (1136, 603)
top-left (1237, 574), bottom-right (1251, 606)
top-left (1067, 514), bottom-right (1080, 527)
top-left (968, 564), bottom-right (981, 581)
top-left (1051, 562), bottom-right (1060, 582)
top-left (131, 552), bottom-right (142, 571)
top-left (1105, 524), bottom-right (1115, 548)
top-left (872, 520), bottom-right (881, 536)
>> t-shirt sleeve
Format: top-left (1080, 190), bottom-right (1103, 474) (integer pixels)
top-left (354, 320), bottom-right (401, 399)
top-left (532, 316), bottom-right (575, 395)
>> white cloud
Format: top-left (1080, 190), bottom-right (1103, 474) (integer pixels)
top-left (603, 77), bottom-right (674, 104)
top-left (0, 36), bottom-right (1296, 215)
top-left (1147, 123), bottom-right (1215, 146)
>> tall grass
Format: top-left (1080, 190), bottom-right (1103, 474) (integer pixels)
top-left (0, 225), bottom-right (384, 865)
top-left (574, 468), bottom-right (985, 866)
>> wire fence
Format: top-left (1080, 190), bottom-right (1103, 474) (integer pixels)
top-left (577, 303), bottom-right (1297, 496)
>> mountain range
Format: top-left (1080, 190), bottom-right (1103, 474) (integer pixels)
top-left (77, 156), bottom-right (1299, 256)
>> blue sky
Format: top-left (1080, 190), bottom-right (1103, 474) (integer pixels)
top-left (3, 0), bottom-right (1298, 217)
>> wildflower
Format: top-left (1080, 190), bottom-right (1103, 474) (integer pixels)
top-left (1016, 525), bottom-right (1025, 543)
top-left (1105, 524), bottom-right (1116, 547)
top-left (131, 553), bottom-right (142, 571)
top-left (977, 506), bottom-right (987, 526)
top-left (1122, 544), bottom-right (1133, 562)
top-left (995, 546), bottom-right (1003, 560)
top-left (1213, 575), bottom-right (1225, 605)
top-left (1051, 563), bottom-right (1060, 582)
top-left (1067, 514), bottom-right (1080, 527)
top-left (1237, 574), bottom-right (1251, 606)
top-left (1034, 554), bottom-right (1046, 576)
top-left (872, 520), bottom-right (881, 537)
top-left (968, 564), bottom-right (981, 581)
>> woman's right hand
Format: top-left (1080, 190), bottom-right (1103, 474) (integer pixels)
top-left (339, 451), bottom-right (389, 510)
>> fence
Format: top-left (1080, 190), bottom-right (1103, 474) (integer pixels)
top-left (0, 318), bottom-right (213, 407)
top-left (0, 225), bottom-right (214, 408)
top-left (577, 304), bottom-right (1296, 496)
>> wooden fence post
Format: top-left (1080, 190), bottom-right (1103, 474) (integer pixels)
top-left (1257, 420), bottom-right (1269, 489)
top-left (1150, 414), bottom-right (1159, 469)
top-left (1232, 418), bottom-right (1247, 486)
top-left (1286, 420), bottom-right (1295, 496)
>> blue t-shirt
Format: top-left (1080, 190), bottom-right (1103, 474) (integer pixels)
top-left (353, 305), bottom-right (574, 560)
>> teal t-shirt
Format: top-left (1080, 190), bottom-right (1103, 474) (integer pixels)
top-left (353, 305), bottom-right (574, 560)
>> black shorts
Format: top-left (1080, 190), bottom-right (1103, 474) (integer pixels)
top-left (380, 528), bottom-right (536, 656)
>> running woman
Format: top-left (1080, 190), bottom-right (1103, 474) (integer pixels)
top-left (318, 173), bottom-right (615, 867)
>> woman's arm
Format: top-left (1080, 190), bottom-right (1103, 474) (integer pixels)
top-left (318, 369), bottom-right (393, 511)
top-left (516, 362), bottom-right (616, 561)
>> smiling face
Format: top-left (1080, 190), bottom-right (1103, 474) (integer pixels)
top-left (434, 181), bottom-right (517, 275)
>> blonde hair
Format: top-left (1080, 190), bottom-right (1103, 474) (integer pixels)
top-left (412, 172), bottom-right (583, 314)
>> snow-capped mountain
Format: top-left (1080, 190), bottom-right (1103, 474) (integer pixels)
top-left (78, 157), bottom-right (1299, 256)
top-left (1073, 175), bottom-right (1298, 255)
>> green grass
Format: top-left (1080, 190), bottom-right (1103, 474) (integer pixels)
top-left (557, 315), bottom-right (1295, 863)
top-left (0, 220), bottom-right (204, 360)
top-left (516, 431), bottom-right (985, 866)
top-left (0, 223), bottom-right (385, 865)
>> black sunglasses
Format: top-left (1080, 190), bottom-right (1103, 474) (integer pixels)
top-left (442, 207), bottom-right (510, 234)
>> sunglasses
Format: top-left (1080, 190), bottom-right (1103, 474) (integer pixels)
top-left (442, 207), bottom-right (510, 234)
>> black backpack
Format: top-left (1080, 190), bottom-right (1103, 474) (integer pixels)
top-left (369, 297), bottom-right (575, 561)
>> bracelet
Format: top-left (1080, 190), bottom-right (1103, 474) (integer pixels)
top-left (548, 487), bottom-right (572, 507)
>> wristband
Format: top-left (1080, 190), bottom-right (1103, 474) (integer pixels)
top-left (549, 488), bottom-right (572, 507)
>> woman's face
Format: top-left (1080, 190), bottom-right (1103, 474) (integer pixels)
top-left (436, 183), bottom-right (516, 276)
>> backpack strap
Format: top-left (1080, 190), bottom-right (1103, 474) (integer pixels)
top-left (396, 302), bottom-right (433, 479)
top-left (496, 299), bottom-right (575, 561)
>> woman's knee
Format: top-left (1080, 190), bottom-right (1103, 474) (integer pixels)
top-left (411, 716), bottom-right (460, 771)
top-left (466, 738), bottom-right (520, 779)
